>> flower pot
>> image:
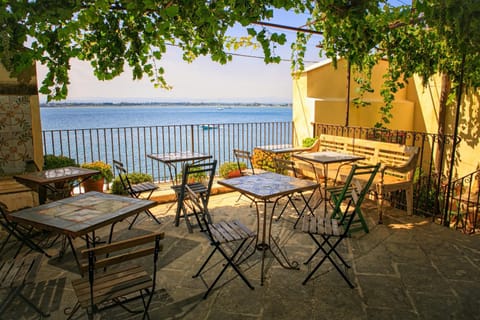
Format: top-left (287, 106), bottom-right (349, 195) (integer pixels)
top-left (227, 169), bottom-right (242, 178)
top-left (82, 179), bottom-right (104, 192)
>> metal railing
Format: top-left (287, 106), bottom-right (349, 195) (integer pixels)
top-left (312, 123), bottom-right (460, 224)
top-left (43, 121), bottom-right (473, 231)
top-left (42, 121), bottom-right (292, 182)
top-left (443, 170), bottom-right (480, 234)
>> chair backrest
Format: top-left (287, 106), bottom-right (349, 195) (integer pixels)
top-left (334, 163), bottom-right (381, 226)
top-left (273, 158), bottom-right (298, 177)
top-left (233, 149), bottom-right (255, 175)
top-left (79, 232), bottom-right (164, 316)
top-left (113, 159), bottom-right (134, 195)
top-left (179, 160), bottom-right (217, 204)
top-left (0, 202), bottom-right (36, 256)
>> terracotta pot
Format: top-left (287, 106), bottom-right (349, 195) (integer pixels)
top-left (227, 169), bottom-right (242, 178)
top-left (82, 179), bottom-right (104, 192)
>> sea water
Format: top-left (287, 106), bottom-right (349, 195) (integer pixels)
top-left (40, 104), bottom-right (292, 130)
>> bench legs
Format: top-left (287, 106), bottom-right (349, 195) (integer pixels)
top-left (376, 184), bottom-right (414, 224)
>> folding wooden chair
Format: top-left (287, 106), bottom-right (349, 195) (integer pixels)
top-left (67, 232), bottom-right (164, 320)
top-left (0, 253), bottom-right (50, 317)
top-left (301, 163), bottom-right (380, 288)
top-left (172, 160), bottom-right (217, 233)
top-left (273, 158), bottom-right (315, 228)
top-left (184, 183), bottom-right (256, 299)
top-left (113, 160), bottom-right (161, 228)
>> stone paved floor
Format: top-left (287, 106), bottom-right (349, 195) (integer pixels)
top-left (1, 191), bottom-right (480, 319)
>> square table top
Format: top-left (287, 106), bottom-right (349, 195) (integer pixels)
top-left (218, 172), bottom-right (318, 201)
top-left (9, 191), bottom-right (157, 238)
top-left (255, 144), bottom-right (309, 154)
top-left (14, 166), bottom-right (100, 185)
top-left (294, 151), bottom-right (365, 165)
top-left (147, 152), bottom-right (212, 164)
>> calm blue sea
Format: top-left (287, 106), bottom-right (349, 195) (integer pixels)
top-left (40, 104), bottom-right (292, 130)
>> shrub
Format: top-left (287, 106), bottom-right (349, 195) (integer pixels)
top-left (43, 154), bottom-right (77, 169)
top-left (80, 161), bottom-right (114, 182)
top-left (302, 137), bottom-right (318, 148)
top-left (176, 165), bottom-right (208, 183)
top-left (251, 149), bottom-right (289, 172)
top-left (111, 172), bottom-right (154, 195)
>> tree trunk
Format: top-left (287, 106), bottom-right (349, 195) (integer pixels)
top-left (435, 73), bottom-right (450, 175)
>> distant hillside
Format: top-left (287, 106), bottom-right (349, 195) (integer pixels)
top-left (40, 101), bottom-right (292, 108)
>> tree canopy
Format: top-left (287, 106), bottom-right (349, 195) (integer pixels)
top-left (293, 0), bottom-right (480, 126)
top-left (0, 0), bottom-right (308, 101)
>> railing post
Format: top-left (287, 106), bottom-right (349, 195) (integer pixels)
top-left (190, 125), bottom-right (194, 153)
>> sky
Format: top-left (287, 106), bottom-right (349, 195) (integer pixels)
top-left (36, 9), bottom-right (323, 104)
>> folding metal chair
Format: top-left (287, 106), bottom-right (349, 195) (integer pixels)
top-left (0, 253), bottom-right (50, 317)
top-left (273, 158), bottom-right (315, 228)
top-left (184, 181), bottom-right (256, 299)
top-left (233, 149), bottom-right (268, 176)
top-left (301, 163), bottom-right (380, 288)
top-left (173, 161), bottom-right (217, 233)
top-left (0, 202), bottom-right (54, 258)
top-left (113, 160), bottom-right (161, 229)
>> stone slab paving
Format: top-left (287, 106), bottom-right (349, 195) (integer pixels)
top-left (1, 191), bottom-right (479, 319)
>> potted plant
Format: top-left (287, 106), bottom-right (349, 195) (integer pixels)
top-left (219, 161), bottom-right (245, 178)
top-left (80, 161), bottom-right (114, 192)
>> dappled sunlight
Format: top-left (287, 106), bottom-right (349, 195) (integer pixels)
top-left (387, 220), bottom-right (429, 230)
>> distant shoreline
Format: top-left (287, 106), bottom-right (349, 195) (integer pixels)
top-left (40, 102), bottom-right (292, 108)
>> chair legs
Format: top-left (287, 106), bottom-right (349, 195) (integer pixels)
top-left (193, 238), bottom-right (255, 299)
top-left (0, 284), bottom-right (50, 317)
top-left (128, 208), bottom-right (161, 230)
top-left (303, 233), bottom-right (354, 288)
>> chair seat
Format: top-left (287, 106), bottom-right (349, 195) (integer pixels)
top-left (171, 182), bottom-right (207, 195)
top-left (301, 215), bottom-right (343, 236)
top-left (131, 181), bottom-right (158, 194)
top-left (210, 220), bottom-right (255, 243)
top-left (72, 264), bottom-right (152, 308)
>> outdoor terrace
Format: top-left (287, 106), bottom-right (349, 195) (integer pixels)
top-left (1, 189), bottom-right (479, 319)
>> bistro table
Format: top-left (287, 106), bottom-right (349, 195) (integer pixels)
top-left (293, 151), bottom-right (365, 212)
top-left (9, 191), bottom-right (157, 273)
top-left (14, 166), bottom-right (100, 204)
top-left (218, 172), bottom-right (318, 285)
top-left (147, 151), bottom-right (212, 185)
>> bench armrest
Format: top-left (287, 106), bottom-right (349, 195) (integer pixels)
top-left (379, 146), bottom-right (419, 180)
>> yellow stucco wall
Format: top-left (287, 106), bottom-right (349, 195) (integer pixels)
top-left (292, 59), bottom-right (413, 144)
top-left (293, 58), bottom-right (480, 178)
top-left (410, 74), bottom-right (480, 177)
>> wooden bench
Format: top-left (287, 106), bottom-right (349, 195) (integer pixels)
top-left (295, 134), bottom-right (420, 223)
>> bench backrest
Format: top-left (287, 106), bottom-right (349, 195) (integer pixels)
top-left (318, 134), bottom-right (419, 181)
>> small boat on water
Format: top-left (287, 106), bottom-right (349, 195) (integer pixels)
top-left (201, 125), bottom-right (217, 130)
